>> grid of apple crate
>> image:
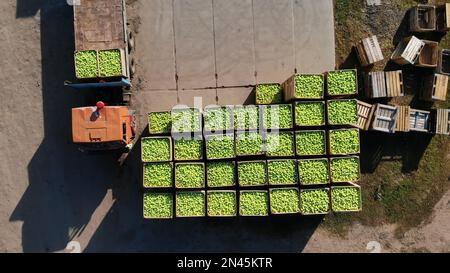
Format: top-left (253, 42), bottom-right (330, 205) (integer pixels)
top-left (324, 73), bottom-right (362, 212)
top-left (143, 108), bottom-right (209, 219)
top-left (285, 71), bottom-right (361, 214)
top-left (250, 84), bottom-right (300, 216)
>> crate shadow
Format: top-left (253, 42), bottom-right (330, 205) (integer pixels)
top-left (360, 130), bottom-right (433, 174)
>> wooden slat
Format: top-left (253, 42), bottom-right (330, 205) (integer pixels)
top-left (436, 109), bottom-right (450, 134)
top-left (281, 74), bottom-right (296, 101)
top-left (386, 70), bottom-right (404, 97)
top-left (433, 74), bottom-right (449, 101)
top-left (396, 105), bottom-right (410, 132)
top-left (356, 100), bottom-right (374, 130)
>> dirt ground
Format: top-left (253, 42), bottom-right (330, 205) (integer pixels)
top-left (1, 0), bottom-right (450, 253)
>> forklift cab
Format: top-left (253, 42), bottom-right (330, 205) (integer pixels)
top-left (72, 102), bottom-right (136, 151)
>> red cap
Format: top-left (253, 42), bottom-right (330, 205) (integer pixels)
top-left (96, 101), bottom-right (105, 110)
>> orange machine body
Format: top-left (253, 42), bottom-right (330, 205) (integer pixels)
top-left (72, 106), bottom-right (135, 150)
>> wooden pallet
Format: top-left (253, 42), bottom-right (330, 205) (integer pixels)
top-left (395, 105), bottom-right (410, 132)
top-left (391, 36), bottom-right (425, 65)
top-left (356, 36), bottom-right (384, 67)
top-left (371, 104), bottom-right (398, 133)
top-left (356, 100), bottom-right (375, 130)
top-left (386, 70), bottom-right (404, 97)
top-left (410, 4), bottom-right (437, 32)
top-left (366, 71), bottom-right (386, 98)
top-left (435, 109), bottom-right (450, 135)
top-left (422, 73), bottom-right (449, 101)
top-left (410, 108), bottom-right (431, 133)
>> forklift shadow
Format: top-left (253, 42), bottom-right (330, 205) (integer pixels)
top-left (9, 0), bottom-right (122, 253)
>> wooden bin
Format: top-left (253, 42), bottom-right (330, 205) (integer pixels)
top-left (415, 40), bottom-right (439, 68)
top-left (356, 35), bottom-right (384, 67)
top-left (356, 100), bottom-right (375, 130)
top-left (391, 36), bottom-right (425, 65)
top-left (365, 71), bottom-right (386, 98)
top-left (432, 109), bottom-right (450, 135)
top-left (436, 3), bottom-right (450, 32)
top-left (282, 74), bottom-right (325, 101)
top-left (395, 105), bottom-right (410, 132)
top-left (421, 73), bottom-right (449, 101)
top-left (365, 70), bottom-right (404, 98)
top-left (386, 70), bottom-right (404, 97)
top-left (370, 104), bottom-right (398, 133)
top-left (410, 4), bottom-right (437, 32)
top-left (438, 49), bottom-right (450, 75)
top-left (410, 108), bottom-right (431, 133)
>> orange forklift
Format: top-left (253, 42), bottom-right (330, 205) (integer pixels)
top-left (72, 101), bottom-right (136, 152)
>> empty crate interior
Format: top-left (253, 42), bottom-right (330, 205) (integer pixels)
top-left (419, 42), bottom-right (438, 65)
top-left (417, 7), bottom-right (435, 29)
top-left (410, 110), bottom-right (429, 130)
top-left (441, 50), bottom-right (450, 74)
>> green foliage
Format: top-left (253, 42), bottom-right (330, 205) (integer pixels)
top-left (256, 84), bottom-right (283, 104)
top-left (296, 131), bottom-right (326, 156)
top-left (298, 159), bottom-right (329, 185)
top-left (331, 187), bottom-right (361, 212)
top-left (329, 129), bottom-right (360, 155)
top-left (268, 160), bottom-right (297, 185)
top-left (174, 137), bottom-right (203, 160)
top-left (236, 132), bottom-right (264, 156)
top-left (141, 137), bottom-right (171, 162)
top-left (300, 189), bottom-right (330, 215)
top-left (176, 191), bottom-right (205, 217)
top-left (266, 132), bottom-right (295, 157)
top-left (148, 111), bottom-right (172, 134)
top-left (207, 191), bottom-right (237, 216)
top-left (204, 107), bottom-right (233, 131)
top-left (327, 100), bottom-right (358, 125)
top-left (331, 157), bottom-right (360, 182)
top-left (172, 108), bottom-right (201, 133)
top-left (175, 163), bottom-right (205, 188)
top-left (206, 134), bottom-right (235, 159)
top-left (207, 161), bottom-right (235, 187)
top-left (234, 106), bottom-right (260, 130)
top-left (75, 50), bottom-right (98, 79)
top-left (327, 70), bottom-right (357, 95)
top-left (143, 163), bottom-right (173, 188)
top-left (270, 188), bottom-right (300, 214)
top-left (295, 102), bottom-right (325, 126)
top-left (262, 105), bottom-right (293, 129)
top-left (238, 161), bottom-right (267, 187)
top-left (295, 74), bottom-right (324, 99)
top-left (98, 49), bottom-right (122, 77)
top-left (239, 191), bottom-right (269, 216)
top-left (143, 193), bottom-right (173, 219)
